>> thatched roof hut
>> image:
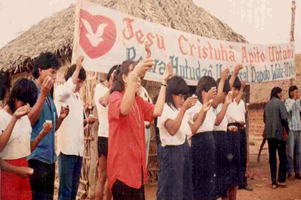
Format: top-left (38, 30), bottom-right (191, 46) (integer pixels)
top-left (0, 0), bottom-right (247, 74)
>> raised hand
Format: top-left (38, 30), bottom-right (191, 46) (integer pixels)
top-left (182, 96), bottom-right (198, 110)
top-left (204, 87), bottom-right (217, 103)
top-left (13, 104), bottom-right (31, 119)
top-left (234, 64), bottom-right (243, 74)
top-left (202, 99), bottom-right (213, 112)
top-left (41, 76), bottom-right (54, 97)
top-left (60, 105), bottom-right (69, 119)
top-left (221, 67), bottom-right (229, 81)
top-left (132, 58), bottom-right (154, 77)
top-left (76, 56), bottom-right (84, 69)
top-left (40, 121), bottom-right (53, 137)
top-left (162, 62), bottom-right (173, 83)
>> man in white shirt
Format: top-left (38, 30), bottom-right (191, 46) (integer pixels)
top-left (55, 56), bottom-right (95, 200)
top-left (94, 65), bottom-right (118, 200)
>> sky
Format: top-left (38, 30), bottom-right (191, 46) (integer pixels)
top-left (0, 0), bottom-right (300, 53)
top-left (193, 0), bottom-right (301, 53)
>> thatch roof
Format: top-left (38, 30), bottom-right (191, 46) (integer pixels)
top-left (0, 0), bottom-right (247, 73)
top-left (250, 53), bottom-right (301, 105)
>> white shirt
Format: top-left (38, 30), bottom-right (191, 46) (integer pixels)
top-left (226, 100), bottom-right (245, 123)
top-left (186, 101), bottom-right (216, 133)
top-left (214, 103), bottom-right (228, 132)
top-left (94, 83), bottom-right (109, 137)
top-left (55, 78), bottom-right (84, 157)
top-left (0, 110), bottom-right (32, 159)
top-left (157, 103), bottom-right (191, 147)
top-left (138, 86), bottom-right (153, 126)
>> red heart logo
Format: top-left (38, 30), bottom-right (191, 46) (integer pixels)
top-left (79, 9), bottom-right (117, 59)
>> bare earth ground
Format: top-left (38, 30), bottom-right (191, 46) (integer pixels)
top-left (145, 136), bottom-right (301, 200)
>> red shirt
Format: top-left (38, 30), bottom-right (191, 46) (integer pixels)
top-left (108, 91), bottom-right (154, 189)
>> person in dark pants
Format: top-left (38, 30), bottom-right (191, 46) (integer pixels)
top-left (264, 87), bottom-right (289, 189)
top-left (27, 52), bottom-right (68, 200)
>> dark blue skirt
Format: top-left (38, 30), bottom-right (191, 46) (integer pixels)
top-left (226, 130), bottom-right (241, 187)
top-left (191, 131), bottom-right (216, 200)
top-left (156, 140), bottom-right (194, 200)
top-left (213, 131), bottom-right (230, 198)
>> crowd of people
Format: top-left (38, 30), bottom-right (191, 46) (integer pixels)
top-left (0, 43), bottom-right (298, 200)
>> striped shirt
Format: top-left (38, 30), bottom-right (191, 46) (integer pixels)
top-left (285, 98), bottom-right (301, 131)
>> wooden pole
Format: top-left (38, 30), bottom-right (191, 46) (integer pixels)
top-left (72, 0), bottom-right (81, 64)
top-left (290, 0), bottom-right (296, 85)
top-left (290, 0), bottom-right (296, 42)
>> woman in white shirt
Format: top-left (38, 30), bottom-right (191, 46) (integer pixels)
top-left (156, 76), bottom-right (197, 200)
top-left (187, 76), bottom-right (217, 200)
top-left (0, 79), bottom-right (52, 200)
top-left (213, 78), bottom-right (233, 200)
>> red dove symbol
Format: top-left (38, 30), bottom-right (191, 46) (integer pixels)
top-left (79, 9), bottom-right (117, 59)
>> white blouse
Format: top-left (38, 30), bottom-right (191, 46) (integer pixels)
top-left (157, 103), bottom-right (191, 147)
top-left (226, 100), bottom-right (245, 123)
top-left (0, 110), bottom-right (32, 159)
top-left (186, 101), bottom-right (216, 133)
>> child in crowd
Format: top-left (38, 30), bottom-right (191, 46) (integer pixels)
top-left (156, 76), bottom-right (197, 200)
top-left (0, 79), bottom-right (52, 200)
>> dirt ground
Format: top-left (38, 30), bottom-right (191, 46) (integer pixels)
top-left (145, 136), bottom-right (301, 200)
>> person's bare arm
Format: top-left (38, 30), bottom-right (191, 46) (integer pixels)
top-left (212, 67), bottom-right (229, 108)
top-left (189, 100), bottom-right (212, 134)
top-left (153, 63), bottom-right (173, 117)
top-left (31, 122), bottom-right (52, 151)
top-left (164, 97), bottom-right (197, 135)
top-left (120, 59), bottom-right (154, 115)
top-left (0, 158), bottom-right (34, 178)
top-left (0, 105), bottom-right (30, 152)
top-left (229, 64), bottom-right (243, 89)
top-left (28, 77), bottom-right (53, 126)
top-left (215, 92), bottom-right (232, 126)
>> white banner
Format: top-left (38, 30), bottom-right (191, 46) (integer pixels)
top-left (73, 0), bottom-right (295, 85)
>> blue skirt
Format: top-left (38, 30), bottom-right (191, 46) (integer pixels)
top-left (156, 140), bottom-right (194, 200)
top-left (191, 131), bottom-right (216, 200)
top-left (213, 131), bottom-right (230, 198)
top-left (226, 129), bottom-right (241, 187)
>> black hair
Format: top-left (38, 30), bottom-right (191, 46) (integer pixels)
top-left (233, 76), bottom-right (241, 89)
top-left (195, 76), bottom-right (217, 103)
top-left (111, 60), bottom-right (139, 93)
top-left (64, 64), bottom-right (87, 81)
top-left (7, 79), bottom-right (38, 112)
top-left (216, 78), bottom-right (231, 94)
top-left (32, 52), bottom-right (60, 79)
top-left (270, 87), bottom-right (282, 100)
top-left (166, 76), bottom-right (189, 109)
top-left (106, 65), bottom-right (119, 81)
top-left (289, 85), bottom-right (298, 98)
